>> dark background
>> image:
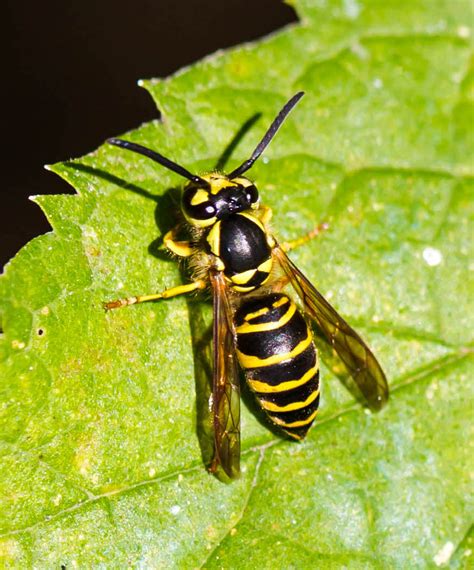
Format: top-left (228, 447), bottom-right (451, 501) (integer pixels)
top-left (3, 0), bottom-right (296, 267)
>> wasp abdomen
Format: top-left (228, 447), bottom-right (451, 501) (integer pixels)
top-left (234, 293), bottom-right (320, 439)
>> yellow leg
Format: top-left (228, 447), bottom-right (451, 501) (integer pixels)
top-left (163, 227), bottom-right (194, 257)
top-left (104, 279), bottom-right (206, 310)
top-left (280, 222), bottom-right (329, 252)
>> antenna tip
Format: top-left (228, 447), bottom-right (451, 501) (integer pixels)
top-left (292, 91), bottom-right (305, 102)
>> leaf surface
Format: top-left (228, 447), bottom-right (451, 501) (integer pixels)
top-left (1, 1), bottom-right (473, 567)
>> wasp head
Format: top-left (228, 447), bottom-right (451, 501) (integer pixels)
top-left (181, 174), bottom-right (259, 228)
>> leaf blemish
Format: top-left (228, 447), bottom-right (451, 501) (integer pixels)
top-left (422, 247), bottom-right (443, 266)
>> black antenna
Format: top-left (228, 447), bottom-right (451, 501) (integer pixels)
top-left (228, 91), bottom-right (305, 179)
top-left (107, 138), bottom-right (208, 185)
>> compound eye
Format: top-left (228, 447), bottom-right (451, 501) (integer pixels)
top-left (182, 186), bottom-right (216, 225)
top-left (192, 202), bottom-right (216, 219)
top-left (246, 184), bottom-right (259, 204)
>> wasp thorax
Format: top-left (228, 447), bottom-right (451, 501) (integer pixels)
top-left (181, 174), bottom-right (259, 227)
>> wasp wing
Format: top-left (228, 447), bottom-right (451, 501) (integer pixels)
top-left (209, 271), bottom-right (241, 479)
top-left (274, 247), bottom-right (388, 410)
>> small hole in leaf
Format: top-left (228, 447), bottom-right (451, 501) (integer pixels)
top-left (37, 328), bottom-right (45, 336)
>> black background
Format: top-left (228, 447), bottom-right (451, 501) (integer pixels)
top-left (3, 1), bottom-right (296, 267)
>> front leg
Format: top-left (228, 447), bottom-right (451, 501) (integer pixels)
top-left (163, 225), bottom-right (194, 257)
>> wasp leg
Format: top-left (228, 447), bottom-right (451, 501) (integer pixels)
top-left (163, 226), bottom-right (194, 257)
top-left (280, 222), bottom-right (329, 252)
top-left (104, 279), bottom-right (206, 310)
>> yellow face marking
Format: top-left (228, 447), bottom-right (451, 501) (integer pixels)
top-left (236, 332), bottom-right (313, 368)
top-left (236, 301), bottom-right (296, 334)
top-left (232, 176), bottom-right (253, 187)
top-left (271, 408), bottom-right (319, 428)
top-left (186, 215), bottom-right (216, 228)
top-left (248, 361), bottom-right (319, 393)
top-left (202, 174), bottom-right (237, 195)
top-left (257, 258), bottom-right (273, 274)
top-left (260, 387), bottom-right (320, 413)
top-left (231, 268), bottom-right (257, 285)
top-left (206, 221), bottom-right (221, 256)
top-left (190, 188), bottom-right (210, 206)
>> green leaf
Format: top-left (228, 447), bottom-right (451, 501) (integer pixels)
top-left (1, 0), bottom-right (472, 567)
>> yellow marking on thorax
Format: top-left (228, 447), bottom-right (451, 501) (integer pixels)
top-left (257, 258), bottom-right (273, 274)
top-left (238, 211), bottom-right (265, 232)
top-left (190, 188), bottom-right (210, 206)
top-left (231, 268), bottom-right (257, 285)
top-left (271, 408), bottom-right (319, 428)
top-left (206, 221), bottom-right (221, 256)
top-left (260, 387), bottom-right (320, 413)
top-left (237, 331), bottom-right (313, 368)
top-left (248, 361), bottom-right (319, 393)
top-left (236, 301), bottom-right (296, 334)
top-left (232, 284), bottom-right (257, 293)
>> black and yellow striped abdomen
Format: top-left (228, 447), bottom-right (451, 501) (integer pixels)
top-left (234, 293), bottom-right (320, 440)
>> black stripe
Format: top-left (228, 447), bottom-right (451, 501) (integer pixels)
top-left (245, 344), bottom-right (316, 384)
top-left (236, 310), bottom-right (308, 359)
top-left (256, 371), bottom-right (319, 407)
top-left (234, 293), bottom-right (287, 326)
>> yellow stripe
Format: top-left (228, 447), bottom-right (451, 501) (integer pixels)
top-left (261, 387), bottom-right (320, 412)
top-left (206, 221), bottom-right (221, 256)
top-left (236, 302), bottom-right (296, 334)
top-left (164, 239), bottom-right (193, 257)
top-left (231, 268), bottom-right (257, 285)
top-left (271, 408), bottom-right (319, 428)
top-left (190, 188), bottom-right (209, 206)
top-left (232, 284), bottom-right (256, 293)
top-left (237, 332), bottom-right (313, 368)
top-left (207, 176), bottom-right (236, 194)
top-left (257, 258), bottom-right (273, 274)
top-left (238, 211), bottom-right (265, 232)
top-left (272, 296), bottom-right (289, 309)
top-left (187, 215), bottom-right (216, 228)
top-left (248, 361), bottom-right (319, 393)
top-left (232, 177), bottom-right (253, 187)
top-left (244, 306), bottom-right (269, 321)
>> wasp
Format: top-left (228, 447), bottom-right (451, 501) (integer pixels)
top-left (105, 92), bottom-right (388, 479)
